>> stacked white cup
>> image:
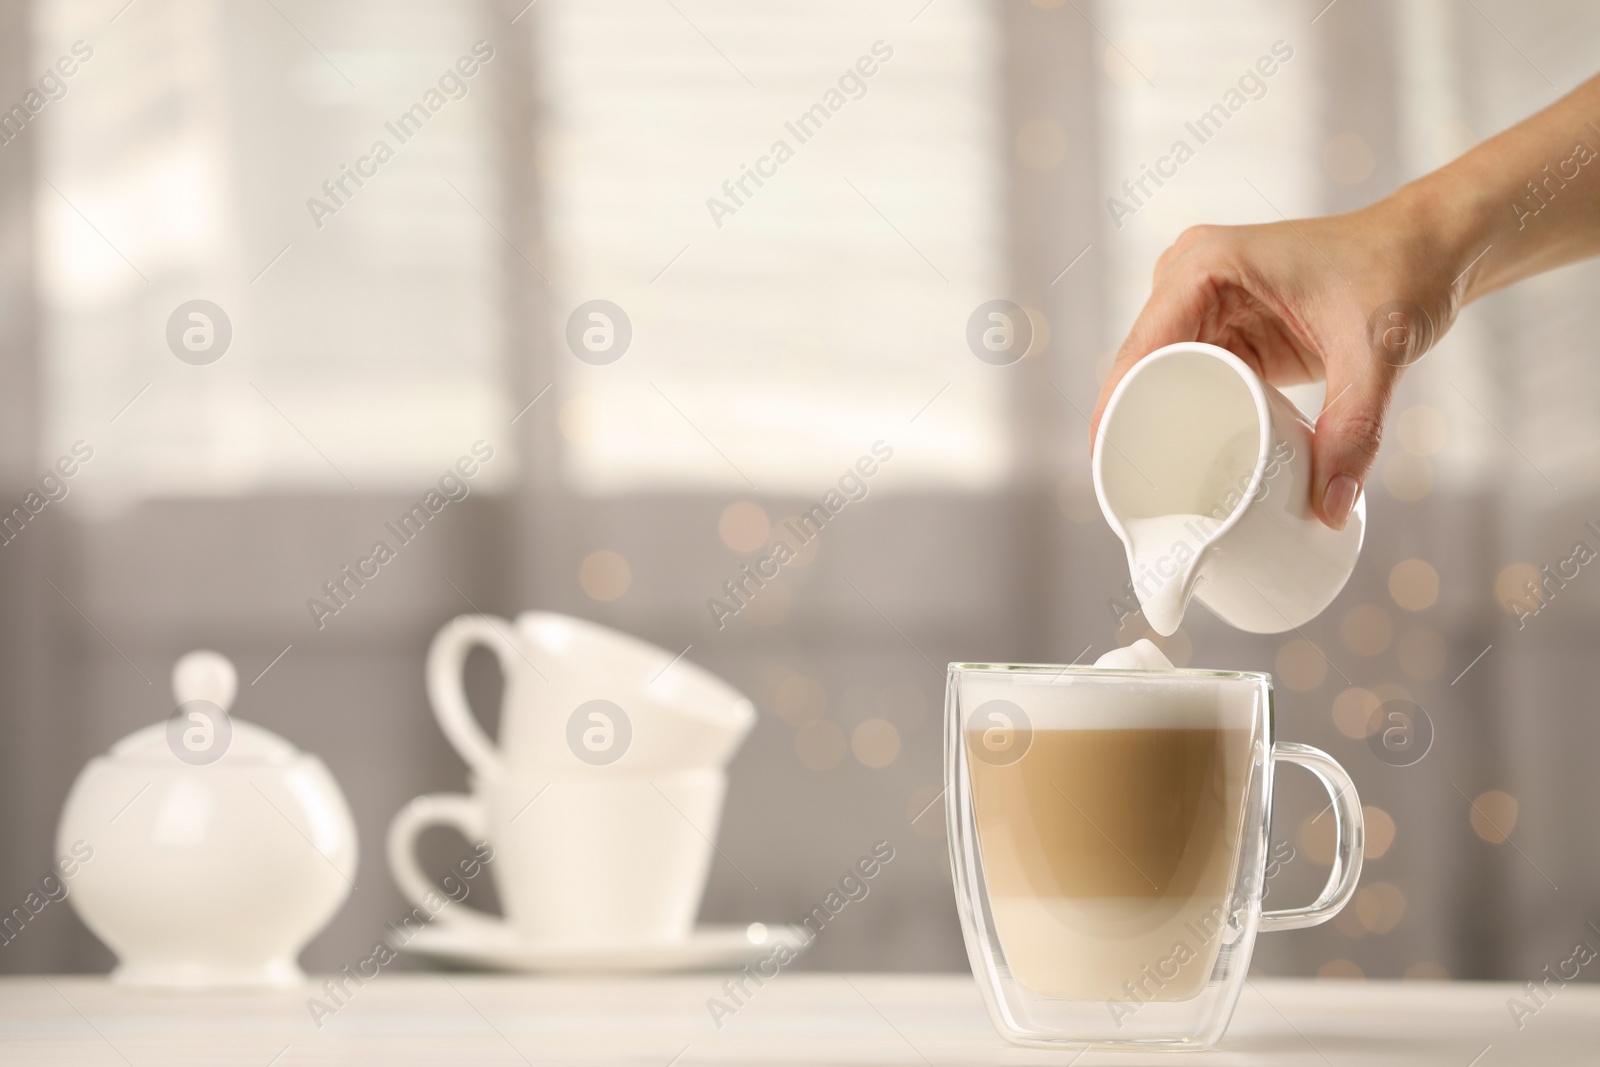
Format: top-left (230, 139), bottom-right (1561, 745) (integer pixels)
top-left (388, 613), bottom-right (755, 947)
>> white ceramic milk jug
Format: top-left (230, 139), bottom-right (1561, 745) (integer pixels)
top-left (1092, 342), bottom-right (1365, 635)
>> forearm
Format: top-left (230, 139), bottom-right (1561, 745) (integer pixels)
top-left (1386, 74), bottom-right (1600, 303)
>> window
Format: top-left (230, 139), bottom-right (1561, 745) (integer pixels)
top-left (38, 0), bottom-right (510, 499)
top-left (537, 0), bottom-right (1010, 493)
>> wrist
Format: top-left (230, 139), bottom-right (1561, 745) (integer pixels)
top-left (1374, 169), bottom-right (1500, 306)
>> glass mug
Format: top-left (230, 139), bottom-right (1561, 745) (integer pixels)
top-left (946, 663), bottom-right (1363, 1049)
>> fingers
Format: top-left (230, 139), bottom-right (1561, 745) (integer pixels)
top-left (1099, 220), bottom-right (1405, 533)
top-left (1312, 345), bottom-right (1398, 530)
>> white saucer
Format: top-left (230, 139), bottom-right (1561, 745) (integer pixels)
top-left (392, 921), bottom-right (812, 974)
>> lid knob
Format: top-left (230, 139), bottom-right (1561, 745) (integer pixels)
top-left (172, 650), bottom-right (237, 712)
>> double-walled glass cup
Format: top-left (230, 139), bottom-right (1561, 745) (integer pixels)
top-left (946, 663), bottom-right (1363, 1049)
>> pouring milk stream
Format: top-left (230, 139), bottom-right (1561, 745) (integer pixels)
top-left (1094, 342), bottom-right (1364, 636)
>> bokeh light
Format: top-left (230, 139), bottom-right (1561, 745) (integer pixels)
top-left (1389, 558), bottom-right (1440, 611)
top-left (1396, 405), bottom-right (1448, 455)
top-left (851, 718), bottom-right (900, 769)
top-left (558, 394), bottom-right (599, 445)
top-left (1494, 562), bottom-right (1541, 615)
top-left (1299, 812), bottom-right (1336, 866)
top-left (719, 501), bottom-right (771, 552)
top-left (1364, 805), bottom-right (1396, 860)
top-left (1318, 959), bottom-right (1365, 979)
top-left (1382, 452), bottom-right (1433, 501)
top-left (1332, 687), bottom-right (1380, 739)
top-left (578, 550), bottom-right (631, 601)
top-left (1334, 906), bottom-right (1367, 939)
top-left (1021, 305), bottom-right (1051, 357)
top-left (1470, 790), bottom-right (1519, 844)
top-left (1356, 882), bottom-right (1407, 934)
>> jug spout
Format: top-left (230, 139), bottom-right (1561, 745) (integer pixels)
top-left (1119, 513), bottom-right (1212, 636)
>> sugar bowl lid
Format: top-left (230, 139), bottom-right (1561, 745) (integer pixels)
top-left (106, 650), bottom-right (298, 766)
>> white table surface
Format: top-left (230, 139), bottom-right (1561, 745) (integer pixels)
top-left (1, 973), bottom-right (1594, 1065)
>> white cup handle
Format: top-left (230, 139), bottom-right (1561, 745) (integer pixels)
top-left (427, 614), bottom-right (520, 780)
top-left (386, 793), bottom-right (502, 930)
top-left (1260, 742), bottom-right (1365, 932)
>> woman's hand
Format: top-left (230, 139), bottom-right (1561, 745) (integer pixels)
top-left (1089, 73), bottom-right (1600, 530)
top-left (1088, 194), bottom-right (1463, 530)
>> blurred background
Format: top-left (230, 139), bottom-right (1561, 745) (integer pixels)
top-left (2, 0), bottom-right (1599, 985)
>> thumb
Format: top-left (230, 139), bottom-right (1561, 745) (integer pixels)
top-left (1311, 352), bottom-right (1396, 530)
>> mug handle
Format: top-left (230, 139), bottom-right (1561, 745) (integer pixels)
top-left (427, 614), bottom-right (520, 780)
top-left (386, 794), bottom-right (502, 930)
top-left (1259, 742), bottom-right (1365, 932)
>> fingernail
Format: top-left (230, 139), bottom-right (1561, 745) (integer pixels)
top-left (1323, 474), bottom-right (1359, 530)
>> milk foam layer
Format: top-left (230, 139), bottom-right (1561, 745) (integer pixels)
top-left (959, 661), bottom-right (1257, 732)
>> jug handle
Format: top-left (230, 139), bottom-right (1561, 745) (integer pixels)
top-left (1259, 742), bottom-right (1365, 932)
top-left (426, 614), bottom-right (520, 780)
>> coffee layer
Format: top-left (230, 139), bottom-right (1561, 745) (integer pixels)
top-left (968, 725), bottom-right (1252, 1000)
